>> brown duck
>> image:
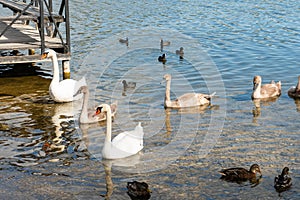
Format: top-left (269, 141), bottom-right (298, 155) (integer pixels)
top-left (219, 164), bottom-right (262, 182)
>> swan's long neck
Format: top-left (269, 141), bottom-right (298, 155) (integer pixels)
top-left (50, 53), bottom-right (60, 85)
top-left (80, 90), bottom-right (89, 122)
top-left (105, 105), bottom-right (112, 142)
top-left (253, 82), bottom-right (261, 98)
top-left (165, 78), bottom-right (171, 102)
top-left (296, 77), bottom-right (300, 92)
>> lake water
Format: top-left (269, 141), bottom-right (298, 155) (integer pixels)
top-left (1, 0), bottom-right (300, 199)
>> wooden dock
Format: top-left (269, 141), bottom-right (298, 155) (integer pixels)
top-left (0, 0), bottom-right (71, 78)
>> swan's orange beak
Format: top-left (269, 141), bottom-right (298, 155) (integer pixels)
top-left (41, 53), bottom-right (48, 59)
top-left (95, 107), bottom-right (101, 115)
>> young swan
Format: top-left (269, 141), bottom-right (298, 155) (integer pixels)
top-left (74, 86), bottom-right (117, 124)
top-left (100, 104), bottom-right (144, 159)
top-left (288, 76), bottom-right (300, 98)
top-left (163, 74), bottom-right (215, 108)
top-left (251, 75), bottom-right (281, 99)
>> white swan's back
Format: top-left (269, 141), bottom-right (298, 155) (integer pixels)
top-left (102, 122), bottom-right (144, 159)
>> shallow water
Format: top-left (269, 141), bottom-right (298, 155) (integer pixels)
top-left (1, 0), bottom-right (300, 199)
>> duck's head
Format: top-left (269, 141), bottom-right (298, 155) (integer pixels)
top-left (41, 49), bottom-right (55, 59)
top-left (250, 164), bottom-right (261, 174)
top-left (253, 76), bottom-right (262, 90)
top-left (281, 167), bottom-right (290, 176)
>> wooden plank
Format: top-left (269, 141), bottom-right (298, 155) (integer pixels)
top-left (0, 21), bottom-right (65, 50)
top-left (0, 0), bottom-right (40, 16)
top-left (0, 0), bottom-right (64, 22)
top-left (0, 53), bottom-right (71, 64)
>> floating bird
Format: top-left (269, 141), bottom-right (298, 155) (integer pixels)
top-left (119, 37), bottom-right (129, 45)
top-left (160, 38), bottom-right (170, 50)
top-left (251, 75), bottom-right (281, 99)
top-left (176, 47), bottom-right (184, 59)
top-left (274, 167), bottom-right (292, 192)
top-left (127, 181), bottom-right (151, 200)
top-left (41, 49), bottom-right (87, 102)
top-left (288, 76), bottom-right (300, 98)
top-left (122, 80), bottom-right (136, 89)
top-left (74, 86), bottom-right (117, 124)
top-left (163, 74), bottom-right (215, 108)
top-left (219, 164), bottom-right (262, 182)
top-left (158, 53), bottom-right (167, 63)
top-left (100, 104), bottom-right (144, 159)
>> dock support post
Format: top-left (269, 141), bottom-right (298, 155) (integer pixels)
top-left (62, 60), bottom-right (70, 79)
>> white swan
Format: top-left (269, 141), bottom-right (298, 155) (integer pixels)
top-left (100, 104), bottom-right (144, 159)
top-left (41, 49), bottom-right (86, 103)
top-left (74, 86), bottom-right (117, 124)
top-left (163, 74), bottom-right (215, 108)
top-left (288, 76), bottom-right (300, 98)
top-left (252, 75), bottom-right (281, 99)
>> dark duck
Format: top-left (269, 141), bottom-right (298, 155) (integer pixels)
top-left (274, 167), bottom-right (292, 192)
top-left (158, 53), bottom-right (166, 63)
top-left (127, 181), bottom-right (151, 200)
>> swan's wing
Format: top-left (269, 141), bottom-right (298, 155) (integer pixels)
top-left (261, 84), bottom-right (281, 96)
top-left (111, 130), bottom-right (144, 154)
top-left (176, 93), bottom-right (199, 107)
top-left (176, 93), bottom-right (210, 107)
top-left (50, 79), bottom-right (77, 102)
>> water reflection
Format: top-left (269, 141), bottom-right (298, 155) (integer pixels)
top-left (220, 175), bottom-right (262, 188)
top-left (252, 97), bottom-right (279, 123)
top-left (292, 98), bottom-right (300, 113)
top-left (101, 155), bottom-right (143, 199)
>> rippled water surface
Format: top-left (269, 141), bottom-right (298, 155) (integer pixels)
top-left (1, 0), bottom-right (300, 199)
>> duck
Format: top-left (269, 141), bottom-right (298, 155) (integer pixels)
top-left (219, 164), bottom-right (262, 182)
top-left (158, 53), bottom-right (167, 63)
top-left (41, 49), bottom-right (87, 103)
top-left (251, 75), bottom-right (281, 99)
top-left (127, 181), bottom-right (151, 200)
top-left (288, 76), bottom-right (300, 98)
top-left (163, 74), bottom-right (215, 108)
top-left (274, 167), bottom-right (292, 192)
top-left (160, 39), bottom-right (171, 46)
top-left (119, 37), bottom-right (129, 46)
top-left (100, 103), bottom-right (144, 159)
top-left (176, 47), bottom-right (184, 59)
top-left (73, 86), bottom-right (117, 124)
top-left (122, 80), bottom-right (136, 89)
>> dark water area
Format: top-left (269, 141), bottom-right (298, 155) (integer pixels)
top-left (0, 0), bottom-right (300, 199)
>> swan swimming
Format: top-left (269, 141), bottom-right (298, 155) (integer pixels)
top-left (251, 75), bottom-right (281, 99)
top-left (163, 74), bottom-right (215, 108)
top-left (41, 49), bottom-right (86, 103)
top-left (100, 104), bottom-right (144, 159)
